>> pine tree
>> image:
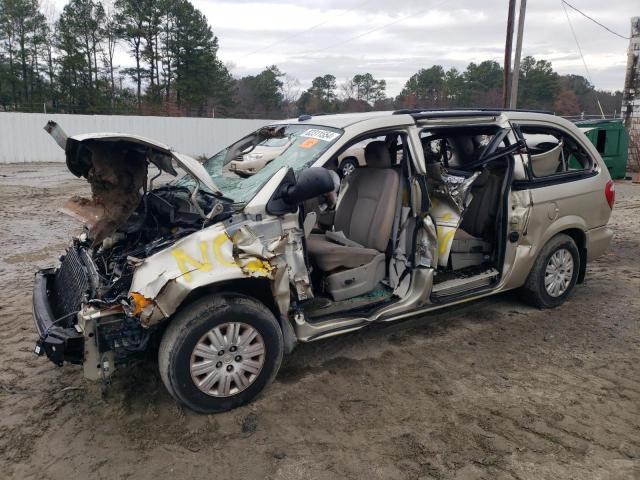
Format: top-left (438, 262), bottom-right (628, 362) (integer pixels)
top-left (114, 0), bottom-right (148, 111)
top-left (170, 0), bottom-right (233, 114)
top-left (0, 0), bottom-right (46, 109)
top-left (55, 0), bottom-right (107, 112)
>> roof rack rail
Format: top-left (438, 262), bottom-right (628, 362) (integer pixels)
top-left (297, 112), bottom-right (330, 122)
top-left (393, 107), bottom-right (554, 117)
top-left (404, 110), bottom-right (503, 120)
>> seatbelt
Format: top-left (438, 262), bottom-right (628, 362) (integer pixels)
top-left (303, 212), bottom-right (316, 238)
top-left (390, 173), bottom-right (404, 251)
top-left (389, 138), bottom-right (409, 250)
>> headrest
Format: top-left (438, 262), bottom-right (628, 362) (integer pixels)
top-left (364, 141), bottom-right (392, 168)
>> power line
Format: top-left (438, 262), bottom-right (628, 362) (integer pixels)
top-left (560, 0), bottom-right (605, 118)
top-left (291, 0), bottom-right (454, 58)
top-left (561, 0), bottom-right (629, 40)
top-left (239, 0), bottom-right (371, 60)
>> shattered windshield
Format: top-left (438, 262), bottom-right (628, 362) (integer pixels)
top-left (261, 137), bottom-right (291, 147)
top-left (176, 124), bottom-right (342, 205)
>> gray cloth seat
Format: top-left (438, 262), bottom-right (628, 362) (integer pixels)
top-left (448, 169), bottom-right (502, 270)
top-left (307, 141), bottom-right (400, 300)
top-left (530, 141), bottom-right (564, 177)
top-left (306, 234), bottom-right (381, 271)
top-left (459, 169), bottom-right (502, 242)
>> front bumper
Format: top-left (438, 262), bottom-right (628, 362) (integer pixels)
top-left (33, 269), bottom-right (84, 366)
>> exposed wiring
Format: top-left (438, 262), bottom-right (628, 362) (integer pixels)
top-left (560, 0), bottom-right (605, 118)
top-left (561, 0), bottom-right (629, 40)
top-left (42, 310), bottom-right (80, 337)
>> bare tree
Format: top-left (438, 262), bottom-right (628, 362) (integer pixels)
top-left (280, 74), bottom-right (301, 117)
top-left (40, 0), bottom-right (58, 94)
top-left (340, 77), bottom-right (356, 101)
top-left (281, 74), bottom-right (300, 102)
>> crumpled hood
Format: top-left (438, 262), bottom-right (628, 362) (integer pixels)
top-left (45, 122), bottom-right (219, 194)
top-left (44, 121), bottom-right (220, 244)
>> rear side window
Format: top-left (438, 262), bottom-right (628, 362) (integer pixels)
top-left (520, 126), bottom-right (593, 178)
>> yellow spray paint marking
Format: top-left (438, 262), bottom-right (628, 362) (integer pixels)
top-left (171, 234), bottom-right (238, 282)
top-left (171, 242), bottom-right (212, 282)
top-left (437, 227), bottom-right (455, 257)
top-left (212, 233), bottom-right (235, 267)
top-left (243, 259), bottom-right (272, 276)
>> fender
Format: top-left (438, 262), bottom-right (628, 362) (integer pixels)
top-left (129, 224), bottom-right (269, 326)
top-left (504, 214), bottom-right (587, 290)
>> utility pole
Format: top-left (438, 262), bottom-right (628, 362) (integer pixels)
top-left (622, 17), bottom-right (640, 179)
top-left (509, 0), bottom-right (527, 109)
top-left (502, 0), bottom-right (517, 108)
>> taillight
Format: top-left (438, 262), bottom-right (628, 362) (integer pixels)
top-left (605, 180), bottom-right (615, 209)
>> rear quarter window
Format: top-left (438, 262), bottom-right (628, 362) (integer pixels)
top-left (520, 126), bottom-right (594, 179)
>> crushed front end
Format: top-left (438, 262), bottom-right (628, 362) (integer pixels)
top-left (32, 122), bottom-right (232, 381)
top-left (33, 121), bottom-right (316, 383)
top-left (34, 235), bottom-right (164, 380)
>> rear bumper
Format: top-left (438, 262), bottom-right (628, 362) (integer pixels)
top-left (586, 226), bottom-right (614, 261)
top-left (33, 269), bottom-right (84, 366)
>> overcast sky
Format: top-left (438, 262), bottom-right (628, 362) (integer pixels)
top-left (52, 0), bottom-right (638, 95)
top-left (192, 0), bottom-right (637, 95)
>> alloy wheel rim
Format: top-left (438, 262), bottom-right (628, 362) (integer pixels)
top-left (342, 162), bottom-right (355, 176)
top-left (544, 248), bottom-right (574, 297)
top-left (190, 322), bottom-right (265, 397)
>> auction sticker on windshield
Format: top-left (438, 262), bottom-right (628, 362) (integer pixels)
top-left (299, 138), bottom-right (319, 149)
top-left (300, 129), bottom-right (340, 142)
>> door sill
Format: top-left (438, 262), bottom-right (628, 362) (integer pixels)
top-left (431, 267), bottom-right (499, 299)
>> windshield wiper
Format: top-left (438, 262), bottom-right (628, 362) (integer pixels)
top-left (199, 188), bottom-right (233, 203)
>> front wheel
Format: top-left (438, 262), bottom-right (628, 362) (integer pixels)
top-left (159, 294), bottom-right (284, 413)
top-left (339, 158), bottom-right (358, 177)
top-left (519, 233), bottom-right (580, 309)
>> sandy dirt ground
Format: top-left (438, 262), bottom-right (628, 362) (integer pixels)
top-left (0, 163), bottom-right (638, 480)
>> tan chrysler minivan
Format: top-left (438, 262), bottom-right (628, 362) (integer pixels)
top-left (34, 110), bottom-right (614, 412)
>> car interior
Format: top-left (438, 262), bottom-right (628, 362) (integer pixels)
top-left (421, 126), bottom-right (512, 296)
top-left (299, 126), bottom-right (515, 319)
top-left (300, 132), bottom-right (408, 317)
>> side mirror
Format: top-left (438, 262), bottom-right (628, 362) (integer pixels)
top-left (284, 167), bottom-right (335, 204)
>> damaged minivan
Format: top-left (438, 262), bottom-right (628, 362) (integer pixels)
top-left (33, 110), bottom-right (614, 413)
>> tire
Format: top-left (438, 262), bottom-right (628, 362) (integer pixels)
top-left (519, 233), bottom-right (580, 309)
top-left (339, 158), bottom-right (358, 177)
top-left (158, 293), bottom-right (284, 413)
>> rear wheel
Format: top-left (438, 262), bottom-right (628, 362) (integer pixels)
top-left (159, 293), bottom-right (283, 413)
top-left (519, 234), bottom-right (580, 308)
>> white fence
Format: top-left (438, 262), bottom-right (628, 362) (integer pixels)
top-left (0, 113), bottom-right (274, 163)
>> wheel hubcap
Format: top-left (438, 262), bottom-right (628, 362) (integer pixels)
top-left (544, 248), bottom-right (574, 297)
top-left (190, 322), bottom-right (265, 397)
top-left (342, 162), bottom-right (355, 176)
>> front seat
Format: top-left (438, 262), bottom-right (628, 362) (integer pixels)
top-left (307, 141), bottom-right (400, 301)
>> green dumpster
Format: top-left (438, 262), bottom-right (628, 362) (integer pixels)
top-left (576, 119), bottom-right (629, 179)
